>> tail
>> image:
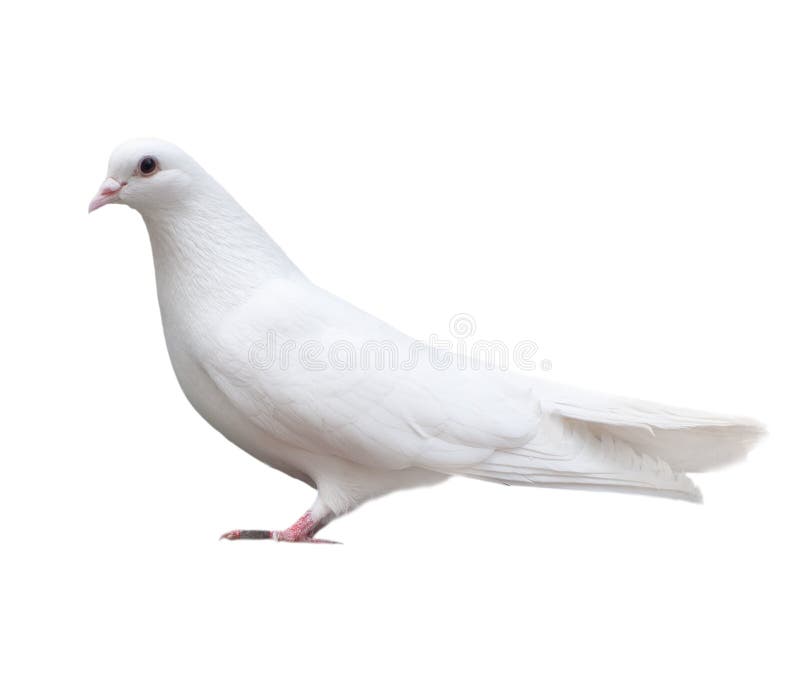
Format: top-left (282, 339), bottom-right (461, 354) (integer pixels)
top-left (541, 383), bottom-right (766, 472)
top-left (462, 382), bottom-right (766, 502)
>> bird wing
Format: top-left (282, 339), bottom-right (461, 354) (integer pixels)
top-left (199, 278), bottom-right (541, 472)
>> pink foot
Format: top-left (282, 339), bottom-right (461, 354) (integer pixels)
top-left (220, 511), bottom-right (339, 544)
top-left (219, 529), bottom-right (339, 544)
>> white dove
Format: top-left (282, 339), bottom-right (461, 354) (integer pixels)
top-left (90, 139), bottom-right (765, 543)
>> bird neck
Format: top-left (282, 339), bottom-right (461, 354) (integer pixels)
top-left (141, 183), bottom-right (302, 325)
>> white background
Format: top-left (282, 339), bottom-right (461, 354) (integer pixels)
top-left (1, 2), bottom-right (797, 680)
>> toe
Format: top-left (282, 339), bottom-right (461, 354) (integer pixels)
top-left (220, 529), bottom-right (274, 540)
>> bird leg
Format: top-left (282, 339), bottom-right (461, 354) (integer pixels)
top-left (220, 503), bottom-right (339, 544)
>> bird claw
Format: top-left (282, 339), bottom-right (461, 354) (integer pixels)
top-left (219, 529), bottom-right (273, 540)
top-left (219, 529), bottom-right (340, 543)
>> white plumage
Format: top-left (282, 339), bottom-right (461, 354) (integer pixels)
top-left (90, 139), bottom-right (765, 542)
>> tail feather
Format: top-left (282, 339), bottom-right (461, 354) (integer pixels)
top-left (539, 383), bottom-right (766, 472)
top-left (461, 383), bottom-right (765, 501)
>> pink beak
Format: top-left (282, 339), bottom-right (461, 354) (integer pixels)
top-left (88, 178), bottom-right (125, 213)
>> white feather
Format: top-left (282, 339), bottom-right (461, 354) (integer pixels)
top-left (96, 139), bottom-right (766, 522)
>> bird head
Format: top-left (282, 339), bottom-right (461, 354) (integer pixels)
top-left (88, 139), bottom-right (198, 215)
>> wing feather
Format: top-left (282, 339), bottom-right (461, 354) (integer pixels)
top-left (201, 280), bottom-right (541, 471)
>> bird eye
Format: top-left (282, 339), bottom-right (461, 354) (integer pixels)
top-left (138, 156), bottom-right (158, 176)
